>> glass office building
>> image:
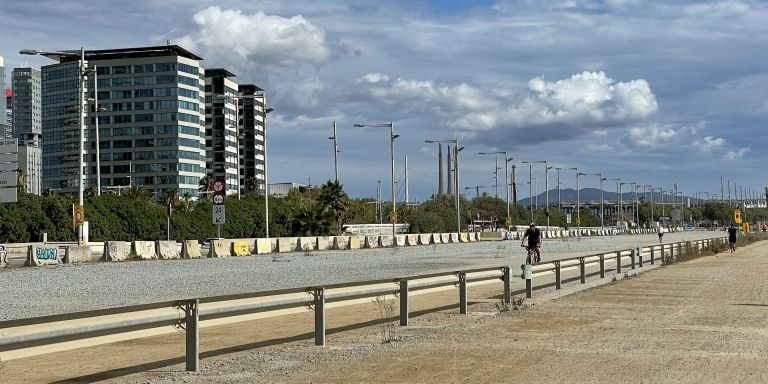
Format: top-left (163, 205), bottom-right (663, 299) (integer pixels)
top-left (41, 46), bottom-right (206, 197)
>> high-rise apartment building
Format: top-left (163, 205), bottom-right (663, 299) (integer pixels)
top-left (12, 67), bottom-right (43, 195)
top-left (204, 70), bottom-right (266, 196)
top-left (41, 45), bottom-right (206, 197)
top-left (0, 56), bottom-right (9, 139)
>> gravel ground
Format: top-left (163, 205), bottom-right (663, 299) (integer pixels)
top-left (1, 231), bottom-right (722, 321)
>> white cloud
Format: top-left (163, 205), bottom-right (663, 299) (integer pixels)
top-left (691, 136), bottom-right (725, 154)
top-left (626, 124), bottom-right (682, 148)
top-left (353, 71), bottom-right (657, 140)
top-left (724, 147), bottom-right (750, 160)
top-left (175, 6), bottom-right (329, 70)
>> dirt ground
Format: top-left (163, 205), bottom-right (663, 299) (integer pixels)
top-left (3, 241), bottom-right (768, 383)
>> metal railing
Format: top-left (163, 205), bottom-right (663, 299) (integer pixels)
top-left (0, 236), bottom-right (729, 372)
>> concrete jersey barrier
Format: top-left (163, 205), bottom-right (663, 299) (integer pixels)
top-left (298, 237), bottom-right (317, 252)
top-left (418, 234), bottom-right (431, 245)
top-left (256, 238), bottom-right (272, 254)
top-left (441, 233), bottom-right (450, 243)
top-left (432, 234), bottom-right (442, 244)
top-left (182, 240), bottom-right (201, 259)
top-left (364, 236), bottom-right (379, 248)
top-left (156, 241), bottom-right (181, 259)
top-left (277, 237), bottom-right (297, 253)
top-left (379, 235), bottom-right (393, 247)
top-left (65, 245), bottom-right (97, 263)
top-left (133, 241), bottom-right (156, 260)
top-left (394, 235), bottom-right (406, 246)
top-left (26, 244), bottom-right (61, 266)
top-left (232, 240), bottom-right (251, 256)
top-left (209, 239), bottom-right (231, 258)
top-left (105, 241), bottom-right (131, 261)
top-left (317, 237), bottom-right (329, 251)
top-left (332, 236), bottom-right (350, 250)
top-left (406, 235), bottom-right (419, 246)
top-left (450, 233), bottom-right (460, 243)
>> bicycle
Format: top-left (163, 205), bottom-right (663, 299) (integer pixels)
top-left (522, 244), bottom-right (540, 264)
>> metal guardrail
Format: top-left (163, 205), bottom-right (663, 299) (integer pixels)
top-left (0, 236), bottom-right (730, 372)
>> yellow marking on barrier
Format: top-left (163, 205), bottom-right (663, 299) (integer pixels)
top-left (233, 241), bottom-right (250, 256)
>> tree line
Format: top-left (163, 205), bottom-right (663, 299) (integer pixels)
top-left (0, 179), bottom-right (763, 243)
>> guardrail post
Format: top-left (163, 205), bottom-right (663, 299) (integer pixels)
top-left (599, 254), bottom-right (605, 278)
top-left (184, 299), bottom-right (199, 372)
top-left (314, 288), bottom-right (325, 346)
top-left (458, 273), bottom-right (467, 314)
top-left (579, 257), bottom-right (586, 284)
top-left (630, 248), bottom-right (636, 269)
top-left (638, 247), bottom-right (643, 267)
top-left (650, 246), bottom-right (655, 265)
top-left (522, 264), bottom-right (533, 298)
top-left (502, 267), bottom-right (511, 304)
top-left (399, 280), bottom-right (409, 326)
top-left (555, 261), bottom-right (562, 289)
top-left (616, 251), bottom-right (622, 273)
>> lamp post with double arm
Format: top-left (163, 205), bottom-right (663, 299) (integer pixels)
top-left (479, 150), bottom-right (513, 226)
top-left (359, 122), bottom-right (398, 240)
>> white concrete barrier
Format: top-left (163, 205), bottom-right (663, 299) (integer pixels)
top-left (63, 245), bottom-right (97, 263)
top-left (432, 233), bottom-right (443, 244)
top-left (209, 239), bottom-right (231, 258)
top-left (379, 235), bottom-right (393, 247)
top-left (418, 234), bottom-right (432, 245)
top-left (395, 235), bottom-right (406, 246)
top-left (441, 233), bottom-right (450, 243)
top-left (156, 241), bottom-right (181, 259)
top-left (26, 245), bottom-right (61, 266)
top-left (406, 234), bottom-right (419, 246)
top-left (182, 240), bottom-right (201, 259)
top-left (256, 238), bottom-right (272, 254)
top-left (364, 235), bottom-right (379, 248)
top-left (105, 241), bottom-right (131, 261)
top-left (459, 233), bottom-right (469, 243)
top-left (277, 237), bottom-right (297, 253)
top-left (0, 248), bottom-right (7, 268)
top-left (450, 233), bottom-right (459, 243)
top-left (298, 237), bottom-right (317, 251)
top-left (133, 241), bottom-right (156, 260)
top-left (317, 237), bottom-right (329, 251)
top-left (332, 236), bottom-right (350, 250)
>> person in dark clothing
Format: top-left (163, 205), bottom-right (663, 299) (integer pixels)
top-left (728, 224), bottom-right (738, 252)
top-left (521, 222), bottom-right (542, 262)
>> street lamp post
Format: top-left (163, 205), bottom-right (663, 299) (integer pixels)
top-left (523, 160), bottom-right (549, 229)
top-left (603, 178), bottom-right (620, 227)
top-left (427, 139), bottom-right (462, 233)
top-left (555, 167), bottom-right (577, 229)
top-left (329, 121), bottom-right (339, 182)
top-left (359, 122), bottom-right (398, 240)
top-left (21, 47), bottom-right (88, 244)
top-left (620, 182), bottom-right (636, 227)
top-left (479, 150), bottom-right (512, 226)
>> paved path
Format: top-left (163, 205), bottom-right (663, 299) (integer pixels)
top-left (282, 240), bottom-right (768, 383)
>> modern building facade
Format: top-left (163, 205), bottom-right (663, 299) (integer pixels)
top-left (12, 67), bottom-right (43, 195)
top-left (204, 70), bottom-right (266, 196)
top-left (41, 45), bottom-right (207, 197)
top-left (0, 56), bottom-right (9, 139)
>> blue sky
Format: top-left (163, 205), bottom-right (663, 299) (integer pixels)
top-left (1, 0), bottom-right (766, 201)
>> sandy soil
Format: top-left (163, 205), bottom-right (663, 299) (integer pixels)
top-left (3, 241), bottom-right (767, 383)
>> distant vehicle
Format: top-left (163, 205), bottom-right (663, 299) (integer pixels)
top-left (684, 225), bottom-right (694, 231)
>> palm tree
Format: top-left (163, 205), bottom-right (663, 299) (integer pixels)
top-left (163, 189), bottom-right (180, 211)
top-left (85, 184), bottom-right (98, 197)
top-left (198, 175), bottom-right (213, 200)
top-left (17, 170), bottom-right (29, 193)
top-left (125, 185), bottom-right (152, 200)
top-left (318, 180), bottom-right (350, 234)
top-left (181, 192), bottom-right (193, 212)
top-left (291, 200), bottom-right (334, 236)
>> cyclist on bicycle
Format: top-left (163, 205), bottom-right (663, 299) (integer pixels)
top-left (521, 222), bottom-right (542, 263)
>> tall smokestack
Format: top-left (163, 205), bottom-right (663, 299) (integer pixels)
top-left (438, 144), bottom-right (444, 196)
top-left (447, 145), bottom-right (453, 196)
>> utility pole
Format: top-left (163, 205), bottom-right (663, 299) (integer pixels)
top-left (511, 165), bottom-right (517, 205)
top-left (330, 121), bottom-right (339, 182)
top-left (404, 155), bottom-right (409, 205)
top-left (438, 144), bottom-right (444, 196)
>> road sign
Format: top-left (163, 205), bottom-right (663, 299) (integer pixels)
top-left (0, 171), bottom-right (17, 187)
top-left (671, 209), bottom-right (682, 221)
top-left (212, 194), bottom-right (224, 205)
top-left (734, 209), bottom-right (742, 224)
top-left (213, 180), bottom-right (224, 193)
top-left (74, 205), bottom-right (85, 225)
top-left (390, 210), bottom-right (398, 224)
top-left (566, 214), bottom-right (572, 224)
top-left (213, 205), bottom-right (226, 224)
